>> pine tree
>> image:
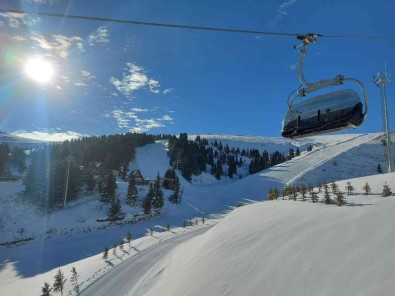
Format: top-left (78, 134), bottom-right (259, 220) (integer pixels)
top-left (143, 186), bottom-right (153, 214)
top-left (108, 197), bottom-right (122, 221)
top-left (377, 164), bottom-right (383, 174)
top-left (363, 182), bottom-right (371, 195)
top-left (53, 268), bottom-right (67, 296)
top-left (291, 186), bottom-right (298, 201)
top-left (324, 184), bottom-right (331, 204)
top-left (317, 183), bottom-right (323, 193)
top-left (101, 171), bottom-right (117, 203)
top-left (127, 231), bottom-right (132, 245)
top-left (309, 189), bottom-right (318, 203)
top-left (382, 182), bottom-right (392, 197)
top-left (295, 147), bottom-right (300, 156)
top-left (169, 176), bottom-right (181, 204)
top-left (335, 191), bottom-right (346, 207)
top-left (287, 186), bottom-right (293, 200)
top-left (330, 181), bottom-right (339, 195)
top-left (345, 181), bottom-right (355, 195)
top-left (41, 282), bottom-right (52, 296)
top-left (85, 172), bottom-right (96, 192)
top-left (152, 172), bottom-right (164, 208)
top-left (300, 184), bottom-right (307, 202)
top-left (215, 160), bottom-right (223, 180)
top-left (112, 244), bottom-right (117, 255)
top-left (103, 247), bottom-right (109, 259)
top-left (126, 176), bottom-right (138, 206)
top-left (70, 267), bottom-right (79, 295)
top-left (119, 240), bottom-right (124, 251)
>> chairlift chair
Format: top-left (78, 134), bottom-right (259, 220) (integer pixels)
top-left (281, 34), bottom-right (368, 138)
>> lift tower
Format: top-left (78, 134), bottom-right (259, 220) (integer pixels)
top-left (374, 69), bottom-right (394, 173)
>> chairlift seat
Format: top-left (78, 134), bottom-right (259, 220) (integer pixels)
top-left (282, 89), bottom-right (364, 138)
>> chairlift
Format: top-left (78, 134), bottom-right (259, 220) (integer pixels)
top-left (281, 34), bottom-right (368, 138)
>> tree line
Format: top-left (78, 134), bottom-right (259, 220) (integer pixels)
top-left (23, 133), bottom-right (156, 209)
top-left (167, 133), bottom-right (302, 181)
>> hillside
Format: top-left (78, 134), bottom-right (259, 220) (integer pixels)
top-left (140, 172), bottom-right (395, 296)
top-left (0, 132), bottom-right (394, 296)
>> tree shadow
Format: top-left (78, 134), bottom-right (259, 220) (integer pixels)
top-left (105, 260), bottom-right (114, 267)
top-left (347, 202), bottom-right (374, 207)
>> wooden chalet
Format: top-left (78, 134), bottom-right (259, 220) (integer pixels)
top-left (129, 169), bottom-right (150, 185)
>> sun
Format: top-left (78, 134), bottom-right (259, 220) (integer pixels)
top-left (24, 57), bottom-right (54, 83)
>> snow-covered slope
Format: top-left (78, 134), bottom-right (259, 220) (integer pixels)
top-left (0, 132), bottom-right (393, 296)
top-left (140, 173), bottom-right (395, 296)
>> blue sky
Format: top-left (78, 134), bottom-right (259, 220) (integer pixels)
top-left (0, 0), bottom-right (394, 140)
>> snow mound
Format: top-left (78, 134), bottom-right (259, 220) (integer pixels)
top-left (141, 172), bottom-right (395, 296)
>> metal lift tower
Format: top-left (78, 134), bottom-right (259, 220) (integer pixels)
top-left (374, 68), bottom-right (394, 173)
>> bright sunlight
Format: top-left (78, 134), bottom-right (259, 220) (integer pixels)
top-left (24, 57), bottom-right (54, 83)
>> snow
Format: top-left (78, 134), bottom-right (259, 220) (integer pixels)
top-left (140, 172), bottom-right (395, 296)
top-left (0, 131), bottom-right (394, 295)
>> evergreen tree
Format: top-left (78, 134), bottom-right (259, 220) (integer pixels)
top-left (268, 188), bottom-right (279, 200)
top-left (143, 185), bottom-right (153, 214)
top-left (53, 268), bottom-right (67, 296)
top-left (306, 145), bottom-right (313, 152)
top-left (300, 184), bottom-right (307, 202)
top-left (126, 176), bottom-right (138, 206)
top-left (335, 191), bottom-right (346, 207)
top-left (127, 231), bottom-right (132, 245)
top-left (382, 182), bottom-right (392, 197)
top-left (309, 189), bottom-right (318, 203)
top-left (363, 182), bottom-right (371, 195)
top-left (85, 172), bottom-right (96, 192)
top-left (101, 171), bottom-right (117, 203)
top-left (70, 267), bottom-right (79, 295)
top-left (108, 197), bottom-right (122, 221)
top-left (112, 244), bottom-right (117, 255)
top-left (169, 176), bottom-right (182, 204)
top-left (324, 184), bottom-right (331, 204)
top-left (152, 172), bottom-right (164, 208)
top-left (227, 155), bottom-right (237, 178)
top-left (103, 247), bottom-right (109, 259)
top-left (295, 147), bottom-right (300, 156)
top-left (345, 181), bottom-right (355, 195)
top-left (317, 183), bottom-right (323, 193)
top-left (41, 282), bottom-right (52, 296)
top-left (291, 186), bottom-right (298, 201)
top-left (288, 148), bottom-right (295, 159)
top-left (119, 240), bottom-right (124, 251)
top-left (330, 181), bottom-right (339, 195)
top-left (377, 164), bottom-right (383, 174)
top-left (215, 160), bottom-right (223, 180)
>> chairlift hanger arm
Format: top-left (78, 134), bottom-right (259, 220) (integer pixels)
top-left (289, 34), bottom-right (368, 119)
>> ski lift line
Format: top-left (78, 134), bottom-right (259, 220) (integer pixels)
top-left (0, 8), bottom-right (295, 36)
top-left (2, 8), bottom-right (395, 40)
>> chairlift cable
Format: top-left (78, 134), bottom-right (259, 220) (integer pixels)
top-left (1, 8), bottom-right (395, 40)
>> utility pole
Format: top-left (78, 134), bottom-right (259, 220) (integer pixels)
top-left (63, 156), bottom-right (71, 208)
top-left (374, 66), bottom-right (394, 173)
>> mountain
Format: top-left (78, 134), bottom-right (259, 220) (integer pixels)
top-left (0, 131), bottom-right (46, 148)
top-left (0, 132), bottom-right (394, 296)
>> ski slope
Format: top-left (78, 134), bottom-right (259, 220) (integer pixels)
top-left (139, 172), bottom-right (395, 296)
top-left (0, 132), bottom-right (389, 295)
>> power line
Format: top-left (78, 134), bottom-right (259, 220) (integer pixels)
top-left (1, 8), bottom-right (395, 40)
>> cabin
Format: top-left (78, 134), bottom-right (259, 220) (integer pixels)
top-left (129, 169), bottom-right (150, 185)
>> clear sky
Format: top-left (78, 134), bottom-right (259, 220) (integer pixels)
top-left (0, 0), bottom-right (394, 140)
